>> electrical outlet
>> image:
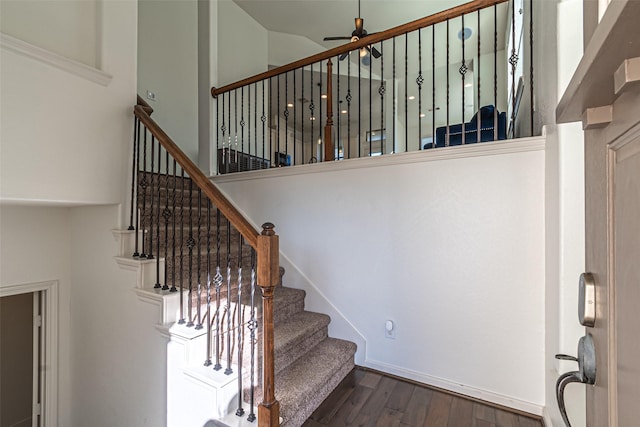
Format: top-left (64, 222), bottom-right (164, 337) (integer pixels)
top-left (146, 90), bottom-right (156, 102)
top-left (385, 320), bottom-right (396, 339)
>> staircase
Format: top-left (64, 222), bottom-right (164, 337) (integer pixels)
top-left (130, 171), bottom-right (356, 427)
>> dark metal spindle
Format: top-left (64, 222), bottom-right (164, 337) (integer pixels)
top-left (530, 0), bottom-right (534, 136)
top-left (213, 208), bottom-right (222, 371)
top-left (510, 0), bottom-right (517, 137)
top-left (461, 14), bottom-right (467, 146)
top-left (337, 58), bottom-right (341, 159)
top-left (246, 251), bottom-right (257, 423)
top-left (347, 58), bottom-right (351, 158)
top-left (277, 75), bottom-right (281, 163)
top-left (369, 42), bottom-right (373, 157)
top-left (293, 70), bottom-right (297, 165)
top-left (446, 19), bottom-right (450, 147)
top-left (205, 270), bottom-right (212, 366)
top-left (162, 149), bottom-right (171, 291)
top-left (380, 42), bottom-right (384, 154)
top-left (358, 49), bottom-right (361, 157)
top-left (418, 29), bottom-right (423, 149)
top-left (234, 90), bottom-right (238, 165)
top-left (477, 10), bottom-right (482, 144)
top-left (178, 168), bottom-right (186, 324)
top-left (170, 159), bottom-right (177, 293)
top-left (432, 25), bottom-right (436, 147)
top-left (404, 33), bottom-right (408, 152)
top-left (196, 189), bottom-right (203, 329)
top-left (224, 217), bottom-right (232, 375)
top-left (128, 118), bottom-right (138, 231)
top-left (133, 120), bottom-right (142, 257)
top-left (494, 5), bottom-right (498, 140)
top-left (392, 37), bottom-right (396, 152)
top-left (216, 96), bottom-right (220, 175)
top-left (269, 77), bottom-right (273, 166)
top-left (235, 236), bottom-right (244, 417)
top-left (147, 135), bottom-right (156, 260)
top-left (318, 68), bottom-right (323, 162)
top-left (154, 141), bottom-right (162, 288)
top-left (310, 63), bottom-right (315, 162)
top-left (186, 178), bottom-right (194, 327)
top-left (261, 80), bottom-right (266, 166)
top-left (301, 68), bottom-right (305, 163)
top-left (285, 73), bottom-right (289, 161)
top-left (241, 86), bottom-right (245, 171)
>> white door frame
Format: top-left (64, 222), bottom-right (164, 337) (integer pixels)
top-left (0, 280), bottom-right (58, 427)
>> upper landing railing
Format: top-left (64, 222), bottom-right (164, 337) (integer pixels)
top-left (211, 0), bottom-right (535, 174)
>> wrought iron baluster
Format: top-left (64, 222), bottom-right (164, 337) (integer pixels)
top-left (269, 77), bottom-right (273, 167)
top-left (337, 58), bottom-right (341, 159)
top-left (302, 66), bottom-right (305, 163)
top-left (446, 19), bottom-right (450, 147)
top-left (235, 236), bottom-right (244, 417)
top-left (216, 96), bottom-right (220, 175)
top-left (509, 0), bottom-right (518, 138)
top-left (284, 72), bottom-right (289, 162)
top-left (234, 90), bottom-right (238, 167)
top-left (147, 135), bottom-right (156, 260)
top-left (205, 271), bottom-right (212, 367)
top-left (220, 93), bottom-right (226, 175)
top-left (154, 141), bottom-right (162, 288)
top-left (477, 10), bottom-right (482, 144)
top-left (347, 58), bottom-right (352, 158)
top-left (261, 80), bottom-right (266, 167)
top-left (241, 86), bottom-right (245, 171)
top-left (247, 254), bottom-right (257, 423)
top-left (178, 168), bottom-right (186, 324)
top-left (293, 69), bottom-right (297, 165)
top-left (369, 43), bottom-right (373, 157)
top-left (404, 33), bottom-right (408, 152)
top-left (380, 42), bottom-right (385, 154)
top-left (392, 36), bottom-right (396, 153)
top-left (213, 208), bottom-right (222, 371)
top-left (186, 178), bottom-right (195, 327)
top-left (530, 0), bottom-right (534, 136)
top-left (432, 25), bottom-right (436, 147)
top-left (310, 63), bottom-right (315, 162)
top-left (196, 189), bottom-right (203, 329)
top-left (461, 13), bottom-right (467, 146)
top-left (162, 149), bottom-right (171, 291)
top-left (227, 92), bottom-right (231, 174)
top-left (277, 74), bottom-right (281, 164)
top-left (418, 29), bottom-right (423, 149)
top-left (224, 218), bottom-right (233, 375)
top-left (319, 64), bottom-right (323, 161)
top-left (133, 119), bottom-right (142, 257)
top-left (170, 160), bottom-right (178, 293)
top-left (494, 4), bottom-right (498, 141)
top-left (358, 49), bottom-right (361, 157)
top-left (129, 117), bottom-right (138, 231)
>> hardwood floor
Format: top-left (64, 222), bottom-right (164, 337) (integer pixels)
top-left (303, 367), bottom-right (544, 427)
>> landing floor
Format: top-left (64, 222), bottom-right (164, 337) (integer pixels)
top-left (303, 367), bottom-right (544, 427)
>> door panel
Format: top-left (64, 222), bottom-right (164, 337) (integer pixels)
top-left (612, 132), bottom-right (640, 427)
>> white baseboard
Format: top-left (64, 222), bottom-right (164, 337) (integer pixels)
top-left (363, 358), bottom-right (545, 417)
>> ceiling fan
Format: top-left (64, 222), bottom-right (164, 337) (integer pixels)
top-left (323, 0), bottom-right (382, 62)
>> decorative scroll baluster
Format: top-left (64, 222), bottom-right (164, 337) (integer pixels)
top-left (347, 58), bottom-right (352, 158)
top-left (461, 14), bottom-right (467, 146)
top-left (246, 250), bottom-right (257, 423)
top-left (214, 208), bottom-right (222, 371)
top-left (325, 59), bottom-right (334, 161)
top-left (509, 0), bottom-right (518, 137)
top-left (186, 179), bottom-right (195, 327)
top-left (418, 29), bottom-right (423, 149)
top-left (196, 189), bottom-right (203, 329)
top-left (139, 131), bottom-right (148, 258)
top-left (284, 73), bottom-right (289, 161)
top-left (162, 149), bottom-right (171, 291)
top-left (154, 141), bottom-right (162, 288)
top-left (205, 271), bottom-right (212, 367)
top-left (319, 64), bottom-right (323, 161)
top-left (309, 63), bottom-right (315, 162)
top-left (380, 42), bottom-right (385, 154)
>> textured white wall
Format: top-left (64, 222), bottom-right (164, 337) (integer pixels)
top-left (0, 0), bottom-right (100, 67)
top-left (216, 141), bottom-right (546, 411)
top-left (138, 0), bottom-right (199, 162)
top-left (0, 1), bottom-right (136, 206)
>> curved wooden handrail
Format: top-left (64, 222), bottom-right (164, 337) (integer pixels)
top-left (133, 105), bottom-right (260, 249)
top-left (211, 0), bottom-right (507, 97)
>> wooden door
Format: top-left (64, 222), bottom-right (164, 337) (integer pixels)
top-left (584, 96), bottom-right (640, 427)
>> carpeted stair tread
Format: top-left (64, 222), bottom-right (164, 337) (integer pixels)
top-left (273, 287), bottom-right (306, 324)
top-left (274, 311), bottom-right (329, 374)
top-left (275, 337), bottom-right (357, 427)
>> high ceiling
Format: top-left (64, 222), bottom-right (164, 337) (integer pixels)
top-left (232, 0), bottom-right (469, 50)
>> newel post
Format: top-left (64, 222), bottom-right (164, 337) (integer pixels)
top-left (257, 222), bottom-right (280, 427)
top-left (324, 59), bottom-right (335, 161)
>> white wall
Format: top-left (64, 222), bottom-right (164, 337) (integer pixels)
top-left (215, 139), bottom-right (546, 412)
top-left (268, 31), bottom-right (324, 67)
top-left (138, 0), bottom-right (199, 162)
top-left (216, 0), bottom-right (268, 87)
top-left (0, 0), bottom-right (136, 206)
top-left (0, 206), bottom-right (73, 426)
top-left (0, 0), bottom-right (100, 68)
top-left (69, 205), bottom-right (168, 427)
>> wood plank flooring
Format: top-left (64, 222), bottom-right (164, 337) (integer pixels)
top-left (303, 367), bottom-right (544, 427)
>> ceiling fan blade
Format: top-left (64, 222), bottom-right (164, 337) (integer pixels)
top-left (370, 45), bottom-right (382, 58)
top-left (339, 52), bottom-right (349, 61)
top-left (324, 36), bottom-right (351, 41)
top-left (355, 18), bottom-right (364, 35)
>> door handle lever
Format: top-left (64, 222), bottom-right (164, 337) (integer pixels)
top-left (555, 334), bottom-right (596, 427)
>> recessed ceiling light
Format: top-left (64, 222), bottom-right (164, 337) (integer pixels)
top-left (464, 83), bottom-right (473, 88)
top-left (341, 110), bottom-right (348, 114)
top-left (321, 94), bottom-right (327, 99)
top-left (310, 116), bottom-right (316, 121)
top-left (287, 103), bottom-right (294, 107)
top-left (408, 96), bottom-right (416, 100)
top-left (419, 113), bottom-right (426, 118)
top-left (458, 27), bottom-right (472, 41)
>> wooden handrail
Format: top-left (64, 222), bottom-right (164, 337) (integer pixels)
top-left (211, 0), bottom-right (507, 97)
top-left (133, 105), bottom-right (260, 249)
top-left (136, 95), bottom-right (154, 116)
